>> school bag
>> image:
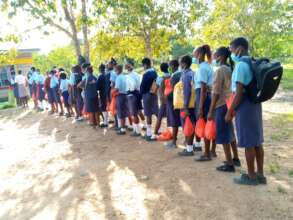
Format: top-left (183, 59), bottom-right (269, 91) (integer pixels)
top-left (241, 57), bottom-right (283, 103)
top-left (173, 81), bottom-right (195, 109)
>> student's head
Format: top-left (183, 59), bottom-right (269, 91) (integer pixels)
top-left (115, 64), bottom-right (123, 75)
top-left (125, 59), bottom-right (135, 72)
top-left (59, 68), bottom-right (64, 72)
top-left (169, 59), bottom-right (179, 73)
top-left (194, 44), bottom-right (212, 64)
top-left (18, 70), bottom-right (22, 75)
top-left (60, 72), bottom-right (67, 80)
top-left (87, 65), bottom-right (94, 74)
top-left (141, 57), bottom-right (151, 70)
top-left (99, 64), bottom-right (106, 73)
top-left (180, 55), bottom-right (192, 70)
top-left (160, 62), bottom-right (169, 73)
top-left (230, 37), bottom-right (249, 58)
top-left (49, 70), bottom-right (55, 77)
top-left (31, 67), bottom-right (36, 72)
top-left (108, 58), bottom-right (117, 70)
top-left (214, 46), bottom-right (234, 69)
top-left (72, 65), bottom-right (82, 74)
top-left (82, 63), bottom-right (91, 73)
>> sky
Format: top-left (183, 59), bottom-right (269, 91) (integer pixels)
top-left (0, 10), bottom-right (70, 54)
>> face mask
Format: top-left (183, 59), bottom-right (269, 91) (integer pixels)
top-left (192, 57), bottom-right (199, 64)
top-left (168, 67), bottom-right (173, 74)
top-left (231, 53), bottom-right (241, 63)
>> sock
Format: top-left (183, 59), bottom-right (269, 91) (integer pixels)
top-left (120, 127), bottom-right (126, 132)
top-left (118, 118), bottom-right (121, 128)
top-left (102, 112), bottom-right (108, 125)
top-left (146, 124), bottom-right (152, 136)
top-left (187, 145), bottom-right (193, 152)
top-left (135, 123), bottom-right (140, 134)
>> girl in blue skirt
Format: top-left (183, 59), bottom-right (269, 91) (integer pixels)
top-left (70, 65), bottom-right (84, 121)
top-left (226, 37), bottom-right (265, 185)
top-left (97, 64), bottom-right (109, 128)
top-left (207, 47), bottom-right (240, 172)
top-left (193, 45), bottom-right (216, 161)
top-left (60, 72), bottom-right (73, 117)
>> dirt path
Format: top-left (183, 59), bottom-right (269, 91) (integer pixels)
top-left (0, 91), bottom-right (292, 220)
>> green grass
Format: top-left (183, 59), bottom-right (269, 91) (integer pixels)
top-left (282, 64), bottom-right (293, 90)
top-left (270, 112), bottom-right (293, 141)
top-left (0, 102), bottom-right (15, 110)
top-left (269, 162), bottom-right (281, 174)
top-left (277, 186), bottom-right (287, 194)
top-left (288, 170), bottom-right (293, 178)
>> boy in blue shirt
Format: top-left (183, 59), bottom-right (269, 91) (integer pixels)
top-left (226, 37), bottom-right (265, 185)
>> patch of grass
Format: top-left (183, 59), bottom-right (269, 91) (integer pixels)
top-left (289, 170), bottom-right (293, 178)
top-left (277, 186), bottom-right (287, 194)
top-left (269, 162), bottom-right (280, 174)
top-left (270, 113), bottom-right (293, 141)
top-left (0, 102), bottom-right (15, 110)
top-left (281, 65), bottom-right (293, 90)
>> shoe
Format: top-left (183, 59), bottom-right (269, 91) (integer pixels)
top-left (145, 135), bottom-right (157, 142)
top-left (193, 146), bottom-right (202, 152)
top-left (165, 142), bottom-right (177, 149)
top-left (195, 155), bottom-right (212, 162)
top-left (59, 112), bottom-right (64, 116)
top-left (257, 175), bottom-right (267, 185)
top-left (130, 132), bottom-right (141, 137)
top-left (116, 130), bottom-right (126, 135)
top-left (100, 123), bottom-right (108, 128)
top-left (233, 158), bottom-right (241, 167)
top-left (127, 126), bottom-right (133, 132)
top-left (216, 164), bottom-right (235, 172)
top-left (234, 174), bottom-right (258, 186)
top-left (108, 119), bottom-right (115, 124)
top-left (178, 149), bottom-right (194, 156)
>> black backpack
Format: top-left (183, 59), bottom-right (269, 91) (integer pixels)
top-left (241, 57), bottom-right (283, 103)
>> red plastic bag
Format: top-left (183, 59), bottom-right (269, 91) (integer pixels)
top-left (226, 94), bottom-right (236, 117)
top-left (205, 120), bottom-right (216, 140)
top-left (157, 130), bottom-right (173, 141)
top-left (195, 118), bottom-right (206, 138)
top-left (184, 116), bottom-right (194, 137)
top-left (164, 79), bottom-right (173, 96)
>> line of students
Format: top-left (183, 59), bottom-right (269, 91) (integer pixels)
top-left (31, 37), bottom-right (265, 186)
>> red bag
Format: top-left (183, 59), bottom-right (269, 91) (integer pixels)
top-left (164, 78), bottom-right (173, 96)
top-left (195, 118), bottom-right (206, 138)
top-left (226, 94), bottom-right (236, 117)
top-left (205, 120), bottom-right (216, 140)
top-left (184, 116), bottom-right (194, 137)
top-left (157, 129), bottom-right (173, 141)
top-left (109, 90), bottom-right (119, 116)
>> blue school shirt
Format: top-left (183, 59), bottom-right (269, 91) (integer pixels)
top-left (156, 72), bottom-right (170, 86)
top-left (110, 70), bottom-right (117, 84)
top-left (140, 68), bottom-right (157, 95)
top-left (50, 75), bottom-right (59, 88)
top-left (69, 73), bottom-right (75, 86)
top-left (181, 68), bottom-right (195, 108)
top-left (36, 74), bottom-right (45, 85)
top-left (29, 71), bottom-right (38, 85)
top-left (126, 71), bottom-right (141, 91)
top-left (84, 74), bottom-right (98, 98)
top-left (194, 62), bottom-right (214, 89)
top-left (115, 74), bottom-right (128, 94)
top-left (60, 79), bottom-right (69, 92)
top-left (231, 59), bottom-right (253, 92)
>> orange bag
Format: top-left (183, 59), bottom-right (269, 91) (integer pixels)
top-left (205, 120), bottom-right (216, 140)
top-left (164, 79), bottom-right (173, 96)
top-left (195, 118), bottom-right (206, 138)
top-left (157, 130), bottom-right (173, 141)
top-left (226, 93), bottom-right (236, 117)
top-left (184, 116), bottom-right (194, 137)
top-left (109, 90), bottom-right (119, 115)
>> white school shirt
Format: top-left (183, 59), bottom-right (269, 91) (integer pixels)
top-left (15, 75), bottom-right (26, 85)
top-left (126, 71), bottom-right (141, 91)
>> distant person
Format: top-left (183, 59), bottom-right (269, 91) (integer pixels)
top-left (15, 70), bottom-right (28, 108)
top-left (97, 64), bottom-right (109, 128)
top-left (35, 69), bottom-right (45, 111)
top-left (60, 71), bottom-right (73, 117)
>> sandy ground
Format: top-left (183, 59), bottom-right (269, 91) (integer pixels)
top-left (0, 91), bottom-right (292, 220)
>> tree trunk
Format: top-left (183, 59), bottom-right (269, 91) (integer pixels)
top-left (145, 33), bottom-right (152, 59)
top-left (81, 0), bottom-right (90, 62)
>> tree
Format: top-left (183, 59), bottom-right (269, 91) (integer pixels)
top-left (102, 0), bottom-right (203, 59)
top-left (197, 0), bottom-right (292, 59)
top-left (2, 0), bottom-right (97, 62)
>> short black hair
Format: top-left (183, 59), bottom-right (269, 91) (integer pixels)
top-left (169, 59), bottom-right (179, 69)
top-left (180, 55), bottom-right (192, 68)
top-left (60, 72), bottom-right (67, 79)
top-left (18, 70), bottom-right (22, 75)
top-left (99, 64), bottom-right (106, 73)
top-left (160, 62), bottom-right (169, 73)
top-left (31, 67), bottom-right (35, 71)
top-left (59, 68), bottom-right (64, 72)
top-left (230, 37), bottom-right (249, 50)
top-left (127, 59), bottom-right (135, 67)
top-left (72, 65), bottom-right (82, 74)
top-left (142, 58), bottom-right (151, 67)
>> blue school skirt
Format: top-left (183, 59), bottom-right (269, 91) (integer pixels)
top-left (235, 94), bottom-right (264, 148)
top-left (166, 99), bottom-right (181, 127)
top-left (116, 94), bottom-right (129, 119)
top-left (37, 84), bottom-right (45, 101)
top-left (62, 91), bottom-right (70, 107)
top-left (47, 88), bottom-right (55, 104)
top-left (85, 95), bottom-right (99, 113)
top-left (215, 105), bottom-right (235, 144)
top-left (142, 93), bottom-right (158, 117)
top-left (29, 84), bottom-right (33, 97)
top-left (158, 103), bottom-right (167, 120)
top-left (52, 87), bottom-right (61, 103)
top-left (127, 91), bottom-right (140, 116)
top-left (195, 88), bottom-right (211, 121)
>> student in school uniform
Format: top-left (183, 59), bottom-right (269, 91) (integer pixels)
top-left (78, 65), bottom-right (100, 128)
top-left (15, 70), bottom-right (28, 108)
top-left (178, 55), bottom-right (196, 156)
top-left (70, 65), bottom-right (84, 121)
top-left (97, 64), bottom-right (109, 128)
top-left (29, 68), bottom-right (38, 109)
top-left (193, 44), bottom-right (217, 161)
top-left (113, 64), bottom-right (129, 135)
top-left (140, 57), bottom-right (158, 141)
top-left (60, 71), bottom-right (73, 117)
top-left (47, 70), bottom-right (57, 114)
top-left (153, 63), bottom-right (171, 137)
top-left (125, 60), bottom-right (142, 137)
top-left (35, 69), bottom-right (45, 111)
top-left (165, 59), bottom-right (182, 149)
top-left (207, 47), bottom-right (241, 172)
top-left (225, 37), bottom-right (265, 185)
top-left (27, 67), bottom-right (35, 98)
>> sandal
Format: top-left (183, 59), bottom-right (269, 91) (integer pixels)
top-left (195, 155), bottom-right (212, 162)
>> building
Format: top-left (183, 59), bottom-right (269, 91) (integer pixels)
top-left (0, 48), bottom-right (39, 101)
